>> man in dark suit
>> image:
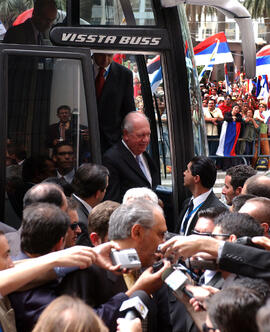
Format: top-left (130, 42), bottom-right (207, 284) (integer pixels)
top-left (93, 54), bottom-right (135, 152)
top-left (59, 200), bottom-right (172, 332)
top-left (175, 156), bottom-right (226, 235)
top-left (46, 105), bottom-right (89, 154)
top-left (160, 231), bottom-right (270, 280)
top-left (71, 163), bottom-right (109, 246)
top-left (3, 0), bottom-right (57, 45)
top-left (169, 207), bottom-right (226, 332)
top-left (103, 112), bottom-right (159, 203)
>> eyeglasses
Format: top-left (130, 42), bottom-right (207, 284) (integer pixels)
top-left (191, 230), bottom-right (230, 239)
top-left (191, 230), bottom-right (212, 237)
top-left (70, 222), bottom-right (80, 231)
top-left (202, 323), bottom-right (219, 332)
top-left (210, 233), bottom-right (230, 239)
top-left (57, 152), bottom-right (74, 156)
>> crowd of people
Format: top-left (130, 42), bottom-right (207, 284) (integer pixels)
top-left (3, 0), bottom-right (270, 331)
top-left (201, 79), bottom-right (270, 170)
top-left (3, 148), bottom-right (270, 332)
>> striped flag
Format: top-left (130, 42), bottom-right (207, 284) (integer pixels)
top-left (147, 56), bottom-right (163, 93)
top-left (224, 63), bottom-right (232, 94)
top-left (0, 20), bottom-right (6, 37)
top-left (256, 45), bottom-right (270, 77)
top-left (216, 121), bottom-right (241, 156)
top-left (198, 39), bottom-right (220, 82)
top-left (257, 74), bottom-right (269, 104)
top-left (234, 65), bottom-right (240, 81)
top-left (194, 32), bottom-right (233, 66)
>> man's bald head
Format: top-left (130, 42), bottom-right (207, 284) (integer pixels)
top-left (240, 197), bottom-right (270, 236)
top-left (242, 175), bottom-right (270, 199)
top-left (23, 183), bottom-right (67, 211)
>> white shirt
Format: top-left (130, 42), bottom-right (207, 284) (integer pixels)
top-left (57, 168), bottom-right (75, 184)
top-left (181, 189), bottom-right (212, 236)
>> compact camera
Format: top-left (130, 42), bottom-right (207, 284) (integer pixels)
top-left (236, 236), bottom-right (264, 250)
top-left (110, 248), bottom-right (141, 270)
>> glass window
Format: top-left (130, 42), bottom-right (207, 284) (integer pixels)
top-left (7, 55), bottom-right (90, 163)
top-left (127, 54), bottom-right (172, 187)
top-left (225, 22), bottom-right (236, 40)
top-left (79, 0), bottom-right (156, 25)
top-left (5, 54), bottom-right (91, 226)
top-left (177, 4), bottom-right (207, 156)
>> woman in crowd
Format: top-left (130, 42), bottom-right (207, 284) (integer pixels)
top-left (252, 102), bottom-right (270, 169)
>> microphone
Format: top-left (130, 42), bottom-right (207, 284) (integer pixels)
top-left (119, 290), bottom-right (152, 320)
top-left (162, 267), bottom-right (193, 299)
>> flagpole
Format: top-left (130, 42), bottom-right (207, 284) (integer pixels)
top-left (198, 39), bottom-right (220, 82)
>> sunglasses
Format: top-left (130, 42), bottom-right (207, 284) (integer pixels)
top-left (202, 323), bottom-right (218, 332)
top-left (70, 222), bottom-right (80, 231)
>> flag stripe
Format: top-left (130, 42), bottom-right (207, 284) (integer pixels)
top-left (194, 32), bottom-right (228, 53)
top-left (216, 122), bottom-right (241, 156)
top-left (194, 42), bottom-right (231, 56)
top-left (147, 56), bottom-right (160, 74)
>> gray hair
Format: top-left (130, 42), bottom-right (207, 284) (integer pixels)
top-left (108, 200), bottom-right (163, 240)
top-left (122, 187), bottom-right (159, 204)
top-left (122, 112), bottom-right (149, 133)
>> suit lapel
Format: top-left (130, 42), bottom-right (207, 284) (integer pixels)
top-left (186, 190), bottom-right (215, 234)
top-left (175, 198), bottom-right (190, 233)
top-left (72, 194), bottom-right (89, 218)
top-left (119, 142), bottom-right (152, 185)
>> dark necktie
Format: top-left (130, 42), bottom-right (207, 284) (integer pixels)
top-left (95, 67), bottom-right (105, 99)
top-left (181, 199), bottom-right (194, 235)
top-left (59, 123), bottom-right (66, 141)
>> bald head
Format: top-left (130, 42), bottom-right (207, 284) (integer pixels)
top-left (242, 175), bottom-right (270, 199)
top-left (240, 197), bottom-right (270, 225)
top-left (123, 112), bottom-right (149, 132)
top-left (23, 183), bottom-right (67, 211)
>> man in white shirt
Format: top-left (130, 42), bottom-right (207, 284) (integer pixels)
top-left (52, 142), bottom-right (75, 184)
top-left (175, 156), bottom-right (226, 235)
top-left (204, 99), bottom-right (223, 156)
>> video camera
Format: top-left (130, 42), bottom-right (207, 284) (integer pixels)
top-left (110, 248), bottom-right (141, 270)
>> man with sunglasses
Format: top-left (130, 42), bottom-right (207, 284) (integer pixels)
top-left (65, 198), bottom-right (81, 248)
top-left (191, 207), bottom-right (226, 289)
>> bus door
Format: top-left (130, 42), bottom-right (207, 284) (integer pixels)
top-left (0, 45), bottom-right (98, 227)
top-left (47, 2), bottom-right (205, 231)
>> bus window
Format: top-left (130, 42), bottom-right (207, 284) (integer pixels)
top-left (3, 48), bottom-right (96, 227)
top-left (126, 54), bottom-right (172, 188)
top-left (79, 0), bottom-right (156, 25)
top-left (177, 4), bottom-right (207, 156)
top-left (7, 55), bottom-right (90, 164)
